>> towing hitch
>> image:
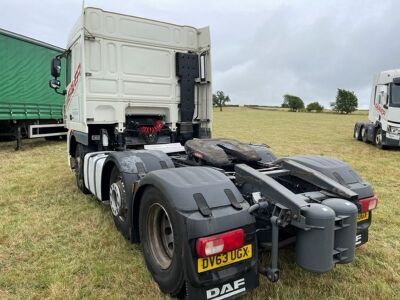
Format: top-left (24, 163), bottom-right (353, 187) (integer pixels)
top-left (259, 215), bottom-right (280, 282)
top-left (249, 202), bottom-right (289, 283)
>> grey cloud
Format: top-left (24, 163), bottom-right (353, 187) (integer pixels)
top-left (214, 1), bottom-right (400, 108)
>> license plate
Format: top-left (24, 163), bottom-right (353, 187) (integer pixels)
top-left (197, 244), bottom-right (252, 273)
top-left (357, 212), bottom-right (369, 222)
top-left (387, 133), bottom-right (400, 140)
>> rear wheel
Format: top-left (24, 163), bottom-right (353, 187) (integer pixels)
top-left (109, 167), bottom-right (130, 239)
top-left (139, 187), bottom-right (185, 297)
top-left (354, 125), bottom-right (362, 141)
top-left (361, 126), bottom-right (369, 143)
top-left (75, 144), bottom-right (90, 194)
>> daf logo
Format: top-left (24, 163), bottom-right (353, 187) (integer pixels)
top-left (206, 278), bottom-right (246, 300)
top-left (355, 234), bottom-right (362, 245)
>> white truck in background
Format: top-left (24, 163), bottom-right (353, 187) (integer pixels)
top-left (354, 70), bottom-right (400, 148)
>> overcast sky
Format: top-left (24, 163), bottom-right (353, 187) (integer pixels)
top-left (1, 0), bottom-right (399, 108)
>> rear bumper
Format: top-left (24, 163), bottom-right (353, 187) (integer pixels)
top-left (382, 132), bottom-right (400, 147)
top-left (356, 226), bottom-right (369, 246)
top-left (356, 214), bottom-right (372, 246)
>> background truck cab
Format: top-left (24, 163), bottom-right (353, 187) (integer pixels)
top-left (354, 69), bottom-right (400, 148)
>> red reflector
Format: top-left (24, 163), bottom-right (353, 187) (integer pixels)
top-left (196, 229), bottom-right (244, 258)
top-left (359, 196), bottom-right (378, 213)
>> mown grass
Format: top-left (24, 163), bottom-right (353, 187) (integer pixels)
top-left (0, 107), bottom-right (399, 299)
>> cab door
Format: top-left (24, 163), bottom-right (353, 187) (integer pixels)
top-left (370, 84), bottom-right (388, 121)
top-left (65, 37), bottom-right (85, 132)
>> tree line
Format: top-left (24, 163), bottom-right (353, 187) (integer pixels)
top-left (282, 89), bottom-right (358, 113)
top-left (213, 88), bottom-right (358, 113)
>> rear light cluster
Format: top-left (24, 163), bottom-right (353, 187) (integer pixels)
top-left (359, 196), bottom-right (378, 213)
top-left (196, 229), bottom-right (244, 258)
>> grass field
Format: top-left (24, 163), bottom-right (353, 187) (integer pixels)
top-left (1, 108), bottom-right (399, 299)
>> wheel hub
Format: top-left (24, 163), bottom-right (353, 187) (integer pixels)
top-left (110, 182), bottom-right (124, 217)
top-left (376, 133), bottom-right (382, 145)
top-left (147, 203), bottom-right (174, 269)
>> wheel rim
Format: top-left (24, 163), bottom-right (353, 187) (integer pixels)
top-left (361, 127), bottom-right (366, 138)
top-left (75, 155), bottom-right (84, 187)
top-left (355, 129), bottom-right (359, 139)
top-left (110, 183), bottom-right (121, 217)
top-left (147, 203), bottom-right (174, 269)
top-left (376, 131), bottom-right (382, 145)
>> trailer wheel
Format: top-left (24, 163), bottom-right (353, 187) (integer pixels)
top-left (75, 144), bottom-right (90, 194)
top-left (139, 187), bottom-right (185, 297)
top-left (361, 126), bottom-right (369, 143)
top-left (109, 167), bottom-right (130, 239)
top-left (374, 128), bottom-right (385, 149)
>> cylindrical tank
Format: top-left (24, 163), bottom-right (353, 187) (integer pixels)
top-left (322, 198), bottom-right (358, 264)
top-left (295, 203), bottom-right (335, 272)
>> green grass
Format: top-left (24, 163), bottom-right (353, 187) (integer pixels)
top-left (1, 107), bottom-right (399, 299)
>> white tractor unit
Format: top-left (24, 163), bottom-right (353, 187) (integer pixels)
top-left (49, 7), bottom-right (377, 299)
top-left (354, 69), bottom-right (400, 148)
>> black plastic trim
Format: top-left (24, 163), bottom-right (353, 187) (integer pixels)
top-left (193, 193), bottom-right (212, 217)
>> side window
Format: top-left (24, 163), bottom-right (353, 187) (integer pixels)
top-left (375, 85), bottom-right (387, 105)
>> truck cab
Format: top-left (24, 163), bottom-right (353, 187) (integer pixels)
top-left (49, 7), bottom-right (212, 153)
top-left (354, 69), bottom-right (400, 148)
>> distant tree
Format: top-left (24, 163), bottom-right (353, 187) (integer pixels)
top-left (283, 94), bottom-right (304, 112)
top-left (282, 97), bottom-right (289, 108)
top-left (306, 101), bottom-right (324, 112)
top-left (332, 89), bottom-right (358, 114)
top-left (213, 91), bottom-right (231, 111)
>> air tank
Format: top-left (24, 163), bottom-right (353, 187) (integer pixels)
top-left (322, 198), bottom-right (358, 264)
top-left (295, 203), bottom-right (336, 272)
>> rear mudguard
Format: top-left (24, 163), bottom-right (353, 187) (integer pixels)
top-left (100, 150), bottom-right (175, 241)
top-left (285, 155), bottom-right (374, 246)
top-left (284, 156), bottom-right (373, 198)
top-left (135, 167), bottom-right (259, 298)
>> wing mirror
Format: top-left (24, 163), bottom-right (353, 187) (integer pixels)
top-left (49, 79), bottom-right (61, 89)
top-left (49, 56), bottom-right (66, 95)
top-left (382, 91), bottom-right (389, 109)
top-left (51, 57), bottom-right (61, 78)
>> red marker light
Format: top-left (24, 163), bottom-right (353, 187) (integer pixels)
top-left (196, 229), bottom-right (244, 258)
top-left (359, 196), bottom-right (378, 213)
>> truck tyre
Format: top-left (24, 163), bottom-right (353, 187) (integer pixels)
top-left (139, 187), bottom-right (185, 298)
top-left (374, 128), bottom-right (385, 149)
top-left (109, 166), bottom-right (130, 239)
top-left (361, 126), bottom-right (369, 143)
top-left (75, 143), bottom-right (90, 194)
top-left (354, 125), bottom-right (362, 141)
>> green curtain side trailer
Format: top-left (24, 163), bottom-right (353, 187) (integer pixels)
top-left (0, 28), bottom-right (66, 148)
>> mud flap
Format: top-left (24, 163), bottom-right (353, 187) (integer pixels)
top-left (186, 267), bottom-right (259, 300)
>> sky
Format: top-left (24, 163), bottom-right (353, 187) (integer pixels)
top-left (1, 0), bottom-right (399, 108)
